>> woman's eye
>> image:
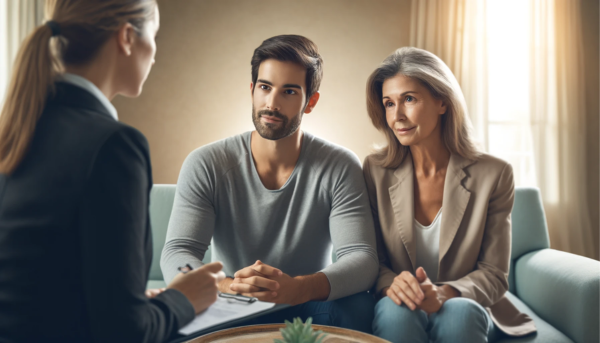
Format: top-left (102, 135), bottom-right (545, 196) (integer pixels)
top-left (406, 96), bottom-right (414, 102)
top-left (385, 101), bottom-right (394, 108)
top-left (284, 89), bottom-right (296, 95)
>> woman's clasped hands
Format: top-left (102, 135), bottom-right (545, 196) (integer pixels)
top-left (384, 267), bottom-right (459, 314)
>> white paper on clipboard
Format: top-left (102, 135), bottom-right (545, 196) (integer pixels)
top-left (178, 297), bottom-right (276, 335)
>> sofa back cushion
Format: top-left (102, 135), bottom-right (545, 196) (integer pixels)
top-left (149, 184), bottom-right (213, 281)
top-left (509, 187), bottom-right (550, 292)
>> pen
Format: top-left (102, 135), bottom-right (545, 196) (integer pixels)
top-left (177, 263), bottom-right (255, 303)
top-left (177, 263), bottom-right (194, 274)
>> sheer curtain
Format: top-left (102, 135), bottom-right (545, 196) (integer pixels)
top-left (410, 0), bottom-right (488, 149)
top-left (0, 0), bottom-right (45, 103)
top-left (410, 0), bottom-right (597, 259)
top-left (529, 0), bottom-right (596, 259)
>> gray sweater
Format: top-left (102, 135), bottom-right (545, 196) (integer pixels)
top-left (160, 131), bottom-right (378, 301)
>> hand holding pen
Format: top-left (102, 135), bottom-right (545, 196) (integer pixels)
top-left (167, 261), bottom-right (226, 314)
top-left (177, 263), bottom-right (257, 303)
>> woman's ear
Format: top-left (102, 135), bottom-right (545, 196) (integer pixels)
top-left (117, 23), bottom-right (136, 56)
top-left (439, 100), bottom-right (447, 115)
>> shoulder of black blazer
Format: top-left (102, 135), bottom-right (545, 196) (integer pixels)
top-left (25, 82), bottom-right (153, 181)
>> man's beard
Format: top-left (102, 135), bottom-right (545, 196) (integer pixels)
top-left (252, 105), bottom-right (302, 140)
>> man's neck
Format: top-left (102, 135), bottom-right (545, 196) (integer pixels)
top-left (250, 129), bottom-right (304, 190)
top-left (251, 129), bottom-right (303, 169)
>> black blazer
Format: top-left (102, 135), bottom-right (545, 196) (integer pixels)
top-left (0, 82), bottom-right (194, 342)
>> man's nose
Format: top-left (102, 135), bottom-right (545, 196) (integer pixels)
top-left (266, 92), bottom-right (281, 111)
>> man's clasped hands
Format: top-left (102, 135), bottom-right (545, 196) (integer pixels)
top-left (221, 260), bottom-right (312, 306)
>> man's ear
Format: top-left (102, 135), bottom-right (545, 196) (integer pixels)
top-left (117, 23), bottom-right (136, 56)
top-left (303, 91), bottom-right (320, 114)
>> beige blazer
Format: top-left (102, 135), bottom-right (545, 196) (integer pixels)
top-left (363, 152), bottom-right (536, 336)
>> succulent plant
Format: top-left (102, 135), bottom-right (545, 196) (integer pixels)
top-left (274, 317), bottom-right (328, 343)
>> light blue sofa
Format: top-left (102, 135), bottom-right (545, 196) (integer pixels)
top-left (147, 185), bottom-right (599, 343)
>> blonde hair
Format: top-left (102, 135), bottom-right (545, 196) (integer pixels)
top-left (0, 0), bottom-right (156, 175)
top-left (366, 47), bottom-right (480, 169)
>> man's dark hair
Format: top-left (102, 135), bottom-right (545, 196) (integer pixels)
top-left (251, 35), bottom-right (324, 103)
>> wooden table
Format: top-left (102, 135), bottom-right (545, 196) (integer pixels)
top-left (185, 324), bottom-right (391, 342)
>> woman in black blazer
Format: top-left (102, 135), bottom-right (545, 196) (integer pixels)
top-left (0, 1), bottom-right (223, 342)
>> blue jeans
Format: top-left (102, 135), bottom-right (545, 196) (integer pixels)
top-left (239, 292), bottom-right (376, 334)
top-left (373, 296), bottom-right (503, 343)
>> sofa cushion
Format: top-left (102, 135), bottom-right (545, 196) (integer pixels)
top-left (496, 292), bottom-right (572, 343)
top-left (508, 188), bottom-right (551, 293)
top-left (149, 185), bottom-right (177, 281)
top-left (147, 280), bottom-right (167, 290)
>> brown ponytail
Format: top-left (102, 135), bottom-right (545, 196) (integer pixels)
top-left (0, 0), bottom-right (156, 175)
top-left (0, 24), bottom-right (61, 174)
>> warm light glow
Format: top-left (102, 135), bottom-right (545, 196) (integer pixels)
top-left (0, 4), bottom-right (8, 105)
top-left (487, 0), bottom-right (537, 188)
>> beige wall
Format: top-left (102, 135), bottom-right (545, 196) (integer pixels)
top-left (114, 0), bottom-right (411, 184)
top-left (580, 0), bottom-right (599, 259)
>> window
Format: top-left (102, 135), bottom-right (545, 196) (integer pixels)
top-left (486, 0), bottom-right (537, 188)
top-left (0, 3), bottom-right (8, 104)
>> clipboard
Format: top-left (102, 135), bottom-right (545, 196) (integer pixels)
top-left (169, 296), bottom-right (289, 342)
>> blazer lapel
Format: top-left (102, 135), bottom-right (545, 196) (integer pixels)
top-left (388, 155), bottom-right (416, 271)
top-left (439, 154), bottom-right (475, 264)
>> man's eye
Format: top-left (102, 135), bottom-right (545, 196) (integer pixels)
top-left (260, 85), bottom-right (270, 90)
top-left (285, 89), bottom-right (296, 95)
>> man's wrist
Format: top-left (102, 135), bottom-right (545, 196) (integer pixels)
top-left (295, 272), bottom-right (330, 303)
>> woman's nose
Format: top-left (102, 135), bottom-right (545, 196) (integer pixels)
top-left (393, 106), bottom-right (406, 121)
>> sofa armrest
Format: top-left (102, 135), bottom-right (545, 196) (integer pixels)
top-left (515, 248), bottom-right (599, 343)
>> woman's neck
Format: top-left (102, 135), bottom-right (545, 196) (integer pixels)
top-left (64, 48), bottom-right (117, 100)
top-left (409, 132), bottom-right (451, 177)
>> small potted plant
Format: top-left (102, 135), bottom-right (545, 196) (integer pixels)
top-left (274, 317), bottom-right (328, 343)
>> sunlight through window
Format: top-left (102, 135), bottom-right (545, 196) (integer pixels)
top-left (487, 0), bottom-right (537, 187)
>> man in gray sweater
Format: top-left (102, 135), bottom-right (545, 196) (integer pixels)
top-left (160, 35), bottom-right (378, 332)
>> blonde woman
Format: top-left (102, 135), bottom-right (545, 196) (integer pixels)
top-left (363, 47), bottom-right (536, 342)
top-left (0, 1), bottom-right (223, 341)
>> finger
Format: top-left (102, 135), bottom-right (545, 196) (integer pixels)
top-left (252, 262), bottom-right (282, 276)
top-left (234, 266), bottom-right (260, 278)
top-left (229, 282), bottom-right (263, 293)
top-left (402, 273), bottom-right (425, 300)
top-left (145, 289), bottom-right (161, 298)
top-left (199, 261), bottom-right (224, 273)
top-left (396, 288), bottom-right (417, 310)
top-left (239, 276), bottom-right (279, 290)
top-left (244, 290), bottom-right (278, 302)
top-left (214, 271), bottom-right (226, 283)
top-left (390, 283), bottom-right (410, 308)
top-left (398, 280), bottom-right (422, 305)
top-left (416, 267), bottom-right (428, 283)
top-left (387, 291), bottom-right (402, 306)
